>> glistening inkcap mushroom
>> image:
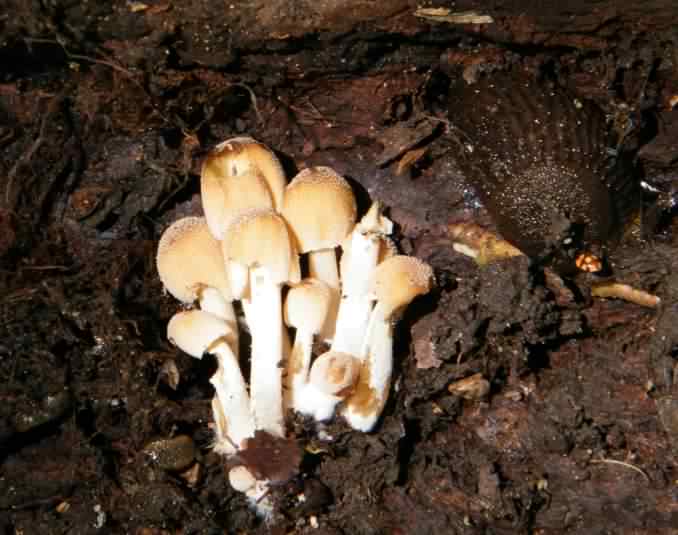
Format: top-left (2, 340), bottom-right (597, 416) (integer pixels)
top-left (282, 166), bottom-right (357, 288)
top-left (222, 208), bottom-right (300, 437)
top-left (332, 201), bottom-right (394, 356)
top-left (342, 255), bottom-right (434, 432)
top-left (157, 217), bottom-right (238, 350)
top-left (201, 137), bottom-right (287, 240)
top-left (167, 309), bottom-right (254, 454)
top-left (283, 278), bottom-right (333, 412)
top-left (298, 350), bottom-right (361, 421)
top-left (282, 166), bottom-right (357, 341)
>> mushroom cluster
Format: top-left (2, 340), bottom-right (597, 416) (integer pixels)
top-left (156, 137), bottom-right (433, 514)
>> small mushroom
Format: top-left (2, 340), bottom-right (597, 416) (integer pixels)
top-left (157, 217), bottom-right (237, 348)
top-left (342, 255), bottom-right (434, 432)
top-left (167, 309), bottom-right (254, 453)
top-left (298, 350), bottom-right (361, 421)
top-left (222, 208), bottom-right (300, 437)
top-left (332, 202), bottom-right (394, 356)
top-left (283, 278), bottom-right (333, 412)
top-left (228, 466), bottom-right (274, 518)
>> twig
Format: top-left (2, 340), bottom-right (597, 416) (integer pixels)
top-left (1, 493), bottom-right (68, 511)
top-left (232, 83), bottom-right (264, 124)
top-left (420, 113), bottom-right (453, 127)
top-left (589, 458), bottom-right (651, 482)
top-left (67, 52), bottom-right (141, 83)
top-left (2, 288), bottom-right (40, 304)
top-left (24, 37), bottom-right (144, 90)
top-left (414, 8), bottom-right (494, 25)
top-left (19, 265), bottom-right (71, 272)
top-left (4, 98), bottom-right (57, 207)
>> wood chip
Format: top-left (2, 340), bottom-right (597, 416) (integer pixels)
top-left (396, 147), bottom-right (427, 175)
top-left (158, 359), bottom-right (180, 390)
top-left (414, 8), bottom-right (494, 25)
top-left (128, 2), bottom-right (149, 12)
top-left (448, 373), bottom-right (490, 400)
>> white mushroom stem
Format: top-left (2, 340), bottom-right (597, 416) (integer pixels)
top-left (332, 202), bottom-right (393, 357)
top-left (211, 397), bottom-right (233, 455)
top-left (226, 260), bottom-right (255, 334)
top-left (341, 305), bottom-right (393, 431)
top-left (248, 266), bottom-right (285, 437)
top-left (308, 248), bottom-right (340, 289)
top-left (283, 278), bottom-right (332, 412)
top-left (297, 351), bottom-right (361, 421)
top-left (222, 209), bottom-right (298, 438)
top-left (167, 310), bottom-right (254, 451)
top-left (227, 260), bottom-right (250, 300)
top-left (331, 230), bottom-right (378, 356)
top-left (209, 346), bottom-right (255, 452)
top-left (341, 255), bottom-right (433, 432)
top-left (287, 328), bottom-right (313, 410)
top-left (198, 287), bottom-right (237, 334)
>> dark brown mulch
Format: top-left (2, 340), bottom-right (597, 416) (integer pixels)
top-left (2, 1), bottom-right (678, 533)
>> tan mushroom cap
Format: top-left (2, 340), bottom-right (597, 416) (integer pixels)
top-left (282, 166), bottom-right (357, 253)
top-left (371, 255), bottom-right (434, 319)
top-left (204, 136), bottom-right (286, 209)
top-left (201, 157), bottom-right (274, 240)
top-left (167, 309), bottom-right (236, 358)
top-left (284, 278), bottom-right (333, 334)
top-left (222, 208), bottom-right (299, 285)
top-left (157, 216), bottom-right (232, 302)
top-left (227, 137), bottom-right (286, 210)
top-left (309, 351), bottom-right (361, 397)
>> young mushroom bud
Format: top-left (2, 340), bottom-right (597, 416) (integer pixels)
top-left (283, 278), bottom-right (333, 412)
top-left (228, 465), bottom-right (257, 493)
top-left (297, 351), bottom-right (361, 421)
top-left (157, 217), bottom-right (238, 350)
top-left (342, 255), bottom-right (434, 432)
top-left (228, 466), bottom-right (274, 519)
top-left (201, 137), bottom-right (286, 239)
top-left (222, 208), bottom-right (300, 437)
top-left (167, 310), bottom-right (254, 453)
top-left (331, 201), bottom-right (394, 356)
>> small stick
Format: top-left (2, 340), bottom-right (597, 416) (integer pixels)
top-left (4, 98), bottom-right (56, 206)
top-left (231, 83), bottom-right (264, 125)
top-left (589, 458), bottom-right (650, 482)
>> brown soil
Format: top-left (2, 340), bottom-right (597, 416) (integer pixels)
top-left (2, 1), bottom-right (678, 534)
